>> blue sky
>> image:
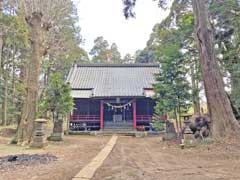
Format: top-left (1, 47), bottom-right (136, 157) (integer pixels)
top-left (76, 0), bottom-right (170, 56)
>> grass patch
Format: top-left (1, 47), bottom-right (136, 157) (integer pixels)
top-left (196, 138), bottom-right (214, 145)
top-left (0, 125), bottom-right (17, 131)
top-left (0, 144), bottom-right (26, 154)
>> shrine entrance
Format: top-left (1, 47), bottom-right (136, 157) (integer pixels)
top-left (103, 99), bottom-right (134, 129)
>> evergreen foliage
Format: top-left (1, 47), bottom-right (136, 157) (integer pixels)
top-left (137, 1), bottom-right (196, 117)
top-left (39, 73), bottom-right (73, 122)
top-left (153, 30), bottom-right (191, 117)
top-left (90, 36), bottom-right (110, 63)
top-left (89, 36), bottom-right (123, 64)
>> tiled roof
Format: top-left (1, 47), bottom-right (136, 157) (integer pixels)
top-left (66, 64), bottom-right (159, 97)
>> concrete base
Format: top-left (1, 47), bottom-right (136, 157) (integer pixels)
top-left (183, 134), bottom-right (197, 147)
top-left (163, 132), bottom-right (177, 140)
top-left (68, 130), bottom-right (163, 137)
top-left (135, 132), bottom-right (148, 138)
top-left (49, 132), bottom-right (64, 141)
top-left (30, 141), bottom-right (48, 148)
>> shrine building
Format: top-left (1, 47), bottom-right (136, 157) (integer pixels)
top-left (66, 63), bottom-right (159, 131)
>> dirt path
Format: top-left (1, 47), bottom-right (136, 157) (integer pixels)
top-left (0, 136), bottom-right (110, 180)
top-left (93, 137), bottom-right (240, 180)
top-left (73, 135), bottom-right (118, 180)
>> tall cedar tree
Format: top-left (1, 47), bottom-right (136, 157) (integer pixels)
top-left (123, 0), bottom-right (240, 140)
top-left (192, 0), bottom-right (240, 140)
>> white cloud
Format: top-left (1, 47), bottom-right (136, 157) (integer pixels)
top-left (76, 0), bottom-right (170, 56)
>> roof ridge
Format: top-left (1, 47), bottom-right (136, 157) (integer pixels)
top-left (75, 63), bottom-right (159, 68)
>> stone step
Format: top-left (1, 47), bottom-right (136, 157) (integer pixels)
top-left (104, 126), bottom-right (133, 129)
top-left (104, 122), bottom-right (132, 125)
top-left (104, 125), bottom-right (132, 128)
top-left (100, 130), bottom-right (137, 136)
top-left (104, 126), bottom-right (133, 128)
top-left (104, 129), bottom-right (133, 131)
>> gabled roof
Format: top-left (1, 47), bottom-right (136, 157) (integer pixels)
top-left (66, 63), bottom-right (159, 98)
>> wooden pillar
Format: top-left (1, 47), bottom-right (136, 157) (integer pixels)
top-left (100, 100), bottom-right (104, 129)
top-left (133, 99), bottom-right (137, 129)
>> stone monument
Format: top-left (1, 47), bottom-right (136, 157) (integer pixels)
top-left (163, 120), bottom-right (177, 140)
top-left (50, 119), bottom-right (64, 141)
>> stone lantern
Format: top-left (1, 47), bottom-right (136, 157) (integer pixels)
top-left (31, 119), bottom-right (48, 148)
top-left (180, 114), bottom-right (195, 148)
top-left (183, 115), bottom-right (191, 126)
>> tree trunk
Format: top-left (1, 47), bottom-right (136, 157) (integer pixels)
top-left (192, 0), bottom-right (240, 140)
top-left (1, 76), bottom-right (7, 126)
top-left (0, 0), bottom-right (3, 77)
top-left (10, 35), bottom-right (16, 125)
top-left (191, 65), bottom-right (201, 115)
top-left (177, 98), bottom-right (182, 131)
top-left (231, 71), bottom-right (240, 101)
top-left (174, 108), bottom-right (179, 134)
top-left (17, 12), bottom-right (43, 145)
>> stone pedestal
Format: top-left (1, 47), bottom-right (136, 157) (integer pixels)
top-left (184, 126), bottom-right (195, 145)
top-left (163, 121), bottom-right (177, 140)
top-left (50, 119), bottom-right (64, 141)
top-left (135, 131), bottom-right (147, 138)
top-left (31, 119), bottom-right (48, 148)
top-left (181, 125), bottom-right (196, 148)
